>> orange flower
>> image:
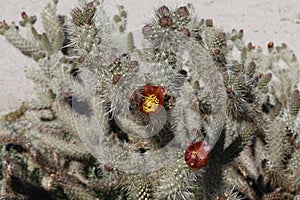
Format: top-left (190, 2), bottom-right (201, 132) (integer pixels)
top-left (133, 84), bottom-right (166, 115)
top-left (185, 141), bottom-right (210, 170)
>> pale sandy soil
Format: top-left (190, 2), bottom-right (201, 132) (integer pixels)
top-left (0, 0), bottom-right (300, 115)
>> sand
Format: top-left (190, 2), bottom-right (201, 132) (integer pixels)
top-left (1, 0), bottom-right (299, 115)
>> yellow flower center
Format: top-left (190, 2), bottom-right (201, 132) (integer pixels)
top-left (192, 151), bottom-right (198, 157)
top-left (142, 94), bottom-right (160, 113)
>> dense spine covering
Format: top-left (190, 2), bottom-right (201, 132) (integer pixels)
top-left (0, 1), bottom-right (299, 199)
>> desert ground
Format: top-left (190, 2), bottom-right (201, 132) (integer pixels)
top-left (1, 0), bottom-right (300, 115)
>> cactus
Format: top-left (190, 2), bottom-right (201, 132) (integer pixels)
top-left (0, 1), bottom-right (299, 199)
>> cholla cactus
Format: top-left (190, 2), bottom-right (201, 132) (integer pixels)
top-left (0, 1), bottom-right (299, 200)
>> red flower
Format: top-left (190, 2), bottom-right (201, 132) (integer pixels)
top-left (133, 84), bottom-right (166, 115)
top-left (185, 141), bottom-right (210, 170)
top-left (21, 11), bottom-right (28, 19)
